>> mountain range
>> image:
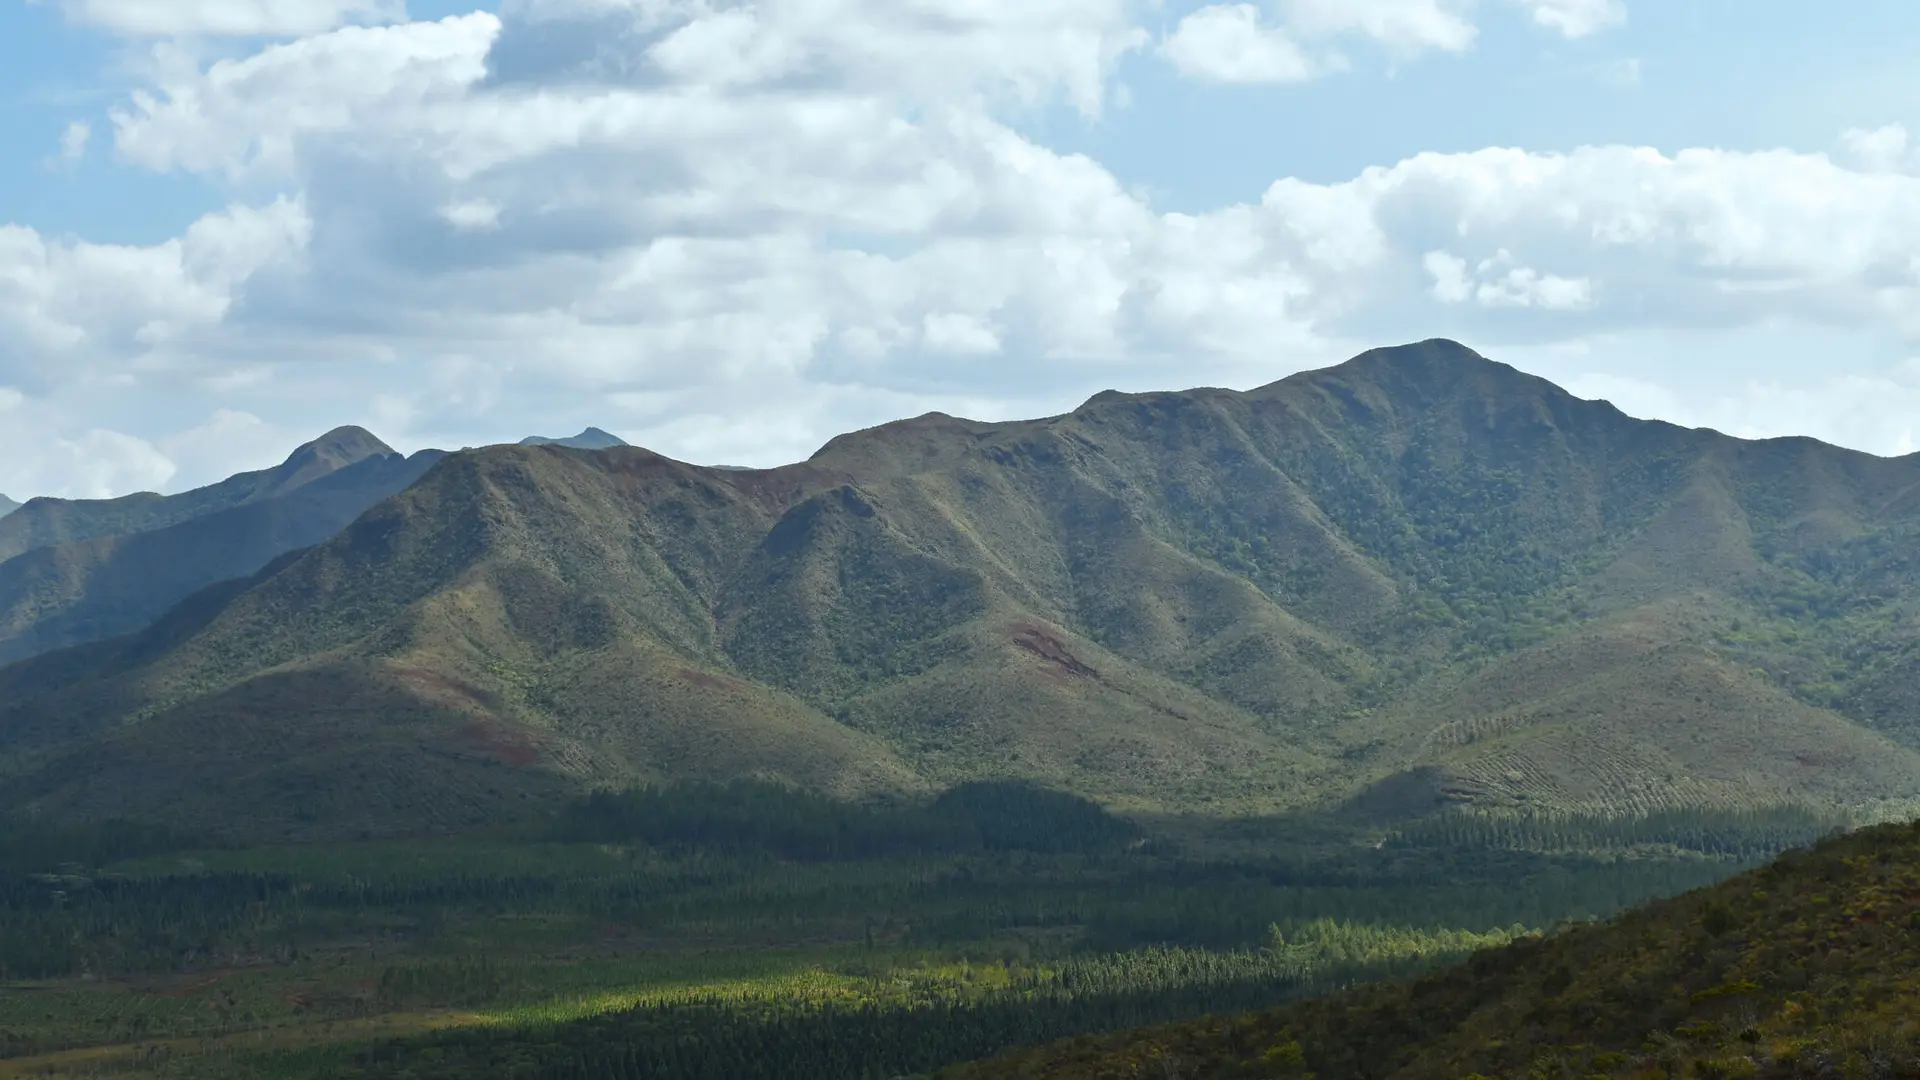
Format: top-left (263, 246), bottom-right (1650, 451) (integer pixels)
top-left (0, 430), bottom-right (446, 666)
top-left (2, 339), bottom-right (1919, 839)
top-left (0, 494), bottom-right (18, 519)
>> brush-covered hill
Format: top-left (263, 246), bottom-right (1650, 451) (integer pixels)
top-left (0, 446), bottom-right (446, 665)
top-left (4, 340), bottom-right (1920, 838)
top-left (0, 426), bottom-right (394, 563)
top-left (945, 817), bottom-right (1920, 1080)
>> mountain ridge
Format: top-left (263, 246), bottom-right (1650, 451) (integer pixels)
top-left (0, 426), bottom-right (395, 565)
top-left (519, 427), bottom-right (629, 450)
top-left (4, 341), bottom-right (1920, 838)
top-left (0, 448), bottom-right (447, 666)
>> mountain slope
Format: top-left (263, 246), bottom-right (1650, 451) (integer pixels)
top-left (5, 341), bottom-right (1920, 836)
top-left (520, 427), bottom-right (628, 449)
top-left (0, 427), bottom-right (394, 563)
top-left (948, 818), bottom-right (1920, 1080)
top-left (0, 448), bottom-right (447, 665)
top-left (0, 494), bottom-right (18, 519)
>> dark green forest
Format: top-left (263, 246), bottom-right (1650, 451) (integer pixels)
top-left (0, 782), bottom-right (1829, 1078)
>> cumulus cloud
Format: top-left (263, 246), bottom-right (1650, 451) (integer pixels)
top-left (1160, 0), bottom-right (1627, 85)
top-left (0, 199), bottom-right (309, 389)
top-left (1161, 0), bottom-right (1476, 84)
top-left (14, 0), bottom-right (1920, 498)
top-left (0, 389), bottom-right (178, 498)
top-left (1161, 5), bottom-right (1321, 84)
top-left (111, 15), bottom-right (501, 180)
top-left (1281, 0), bottom-right (1477, 57)
top-left (1426, 250), bottom-right (1593, 310)
top-left (1561, 363), bottom-right (1920, 460)
top-left (58, 122), bottom-right (91, 164)
top-left (1509, 0), bottom-right (1626, 38)
top-left (53, 0), bottom-right (404, 37)
top-left (1838, 124), bottom-right (1916, 174)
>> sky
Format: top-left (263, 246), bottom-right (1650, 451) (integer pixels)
top-left (3, 0), bottom-right (1920, 498)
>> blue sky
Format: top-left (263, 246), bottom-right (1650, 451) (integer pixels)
top-left (3, 0), bottom-right (1920, 497)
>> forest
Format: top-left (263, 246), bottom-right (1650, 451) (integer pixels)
top-left (0, 781), bottom-right (1836, 1078)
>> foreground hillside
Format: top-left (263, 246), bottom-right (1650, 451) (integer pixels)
top-left (949, 818), bottom-right (1920, 1079)
top-left (5, 340), bottom-right (1920, 836)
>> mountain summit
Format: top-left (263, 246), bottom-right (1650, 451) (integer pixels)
top-left (4, 340), bottom-right (1920, 838)
top-left (519, 427), bottom-right (628, 450)
top-left (0, 494), bottom-right (17, 519)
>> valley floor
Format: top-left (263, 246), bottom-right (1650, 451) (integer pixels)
top-left (0, 792), bottom-right (1811, 1080)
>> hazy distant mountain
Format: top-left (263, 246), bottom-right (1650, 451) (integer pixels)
top-left (0, 446), bottom-right (445, 666)
top-left (0, 495), bottom-right (17, 519)
top-left (519, 427), bottom-right (628, 450)
top-left (0, 426), bottom-right (395, 564)
top-left (5, 341), bottom-right (1920, 839)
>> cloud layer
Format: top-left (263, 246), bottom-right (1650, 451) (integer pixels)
top-left (6, 0), bottom-right (1920, 499)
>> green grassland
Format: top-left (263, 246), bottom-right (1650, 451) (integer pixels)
top-left (0, 782), bottom-right (1812, 1079)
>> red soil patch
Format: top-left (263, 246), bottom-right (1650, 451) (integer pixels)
top-left (391, 666), bottom-right (502, 714)
top-left (677, 667), bottom-right (737, 692)
top-left (456, 720), bottom-right (541, 767)
top-left (1012, 624), bottom-right (1098, 680)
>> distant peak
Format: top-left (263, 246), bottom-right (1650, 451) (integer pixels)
top-left (0, 493), bottom-right (18, 518)
top-left (288, 426), bottom-right (395, 466)
top-left (519, 427), bottom-right (630, 450)
top-left (1347, 338), bottom-right (1490, 369)
top-left (1249, 339), bottom-right (1552, 409)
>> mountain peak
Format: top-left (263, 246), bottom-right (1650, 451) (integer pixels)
top-left (288, 426), bottom-right (395, 467)
top-left (1251, 338), bottom-right (1564, 416)
top-left (519, 427), bottom-right (630, 450)
top-left (0, 493), bottom-right (18, 519)
top-left (267, 427), bottom-right (397, 496)
top-left (807, 411), bottom-right (1001, 479)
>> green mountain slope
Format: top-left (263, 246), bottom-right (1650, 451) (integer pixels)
top-left (0, 426), bottom-right (394, 563)
top-left (4, 341), bottom-right (1920, 837)
top-left (0, 448), bottom-right (446, 665)
top-left (948, 818), bottom-right (1920, 1080)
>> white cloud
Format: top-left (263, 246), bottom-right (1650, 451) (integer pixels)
top-left (1280, 0), bottom-right (1477, 57)
top-left (922, 312), bottom-right (1002, 356)
top-left (19, 0), bottom-right (1920, 498)
top-left (1161, 5), bottom-right (1320, 85)
top-left (1839, 124), bottom-right (1916, 174)
top-left (111, 15), bottom-right (501, 180)
top-left (58, 121), bottom-right (91, 164)
top-left (439, 198), bottom-right (502, 231)
top-left (1509, 0), bottom-right (1626, 38)
top-left (158, 408), bottom-right (305, 486)
top-left (54, 0), bottom-right (404, 37)
top-left (0, 390), bottom-right (178, 498)
top-left (1428, 249), bottom-right (1593, 310)
top-left (0, 199), bottom-right (309, 386)
top-left (1561, 363), bottom-right (1920, 459)
top-left (1160, 0), bottom-right (1627, 84)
